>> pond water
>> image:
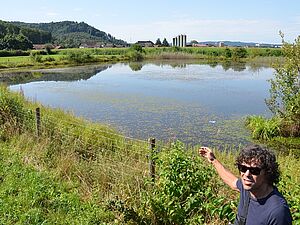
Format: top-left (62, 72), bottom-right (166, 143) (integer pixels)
top-left (7, 60), bottom-right (274, 148)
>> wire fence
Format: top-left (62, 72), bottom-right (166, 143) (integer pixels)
top-left (3, 102), bottom-right (198, 200)
top-left (30, 107), bottom-right (164, 197)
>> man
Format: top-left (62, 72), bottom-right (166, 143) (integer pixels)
top-left (199, 144), bottom-right (292, 225)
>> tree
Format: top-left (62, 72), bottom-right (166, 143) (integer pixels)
top-left (162, 38), bottom-right (169, 47)
top-left (265, 33), bottom-right (300, 136)
top-left (232, 47), bottom-right (247, 59)
top-left (44, 44), bottom-right (53, 54)
top-left (155, 38), bottom-right (161, 46)
top-left (224, 47), bottom-right (232, 58)
top-left (129, 43), bottom-right (144, 53)
top-left (127, 44), bottom-right (144, 61)
top-left (2, 34), bottom-right (33, 50)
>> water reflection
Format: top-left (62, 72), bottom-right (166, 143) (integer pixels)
top-left (0, 64), bottom-right (111, 85)
top-left (128, 62), bottom-right (143, 71)
top-left (126, 60), bottom-right (273, 74)
top-left (1, 60), bottom-right (273, 84)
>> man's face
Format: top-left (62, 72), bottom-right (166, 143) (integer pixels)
top-left (238, 161), bottom-right (267, 192)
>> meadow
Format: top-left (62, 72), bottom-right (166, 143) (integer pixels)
top-left (0, 85), bottom-right (299, 224)
top-left (0, 46), bottom-right (283, 70)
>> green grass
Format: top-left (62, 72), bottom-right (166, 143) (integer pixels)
top-left (0, 85), bottom-right (299, 224)
top-left (0, 46), bottom-right (283, 70)
top-left (0, 56), bottom-right (32, 63)
top-left (0, 143), bottom-right (114, 225)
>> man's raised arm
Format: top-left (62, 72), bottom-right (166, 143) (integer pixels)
top-left (199, 147), bottom-right (239, 191)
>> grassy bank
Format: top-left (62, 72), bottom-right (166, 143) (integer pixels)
top-left (0, 85), bottom-right (299, 224)
top-left (0, 46), bottom-right (283, 70)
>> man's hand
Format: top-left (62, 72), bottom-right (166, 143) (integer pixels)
top-left (199, 146), bottom-right (216, 163)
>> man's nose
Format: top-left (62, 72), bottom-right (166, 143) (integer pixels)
top-left (244, 169), bottom-right (251, 176)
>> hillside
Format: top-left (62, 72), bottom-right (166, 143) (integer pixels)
top-left (11, 21), bottom-right (127, 48)
top-left (0, 20), bottom-right (51, 50)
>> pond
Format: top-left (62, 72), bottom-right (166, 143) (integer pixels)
top-left (6, 60), bottom-right (274, 148)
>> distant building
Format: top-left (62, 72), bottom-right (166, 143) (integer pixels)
top-left (103, 43), bottom-right (115, 48)
top-left (255, 43), bottom-right (280, 48)
top-left (218, 42), bottom-right (225, 47)
top-left (192, 43), bottom-right (208, 47)
top-left (172, 34), bottom-right (187, 47)
top-left (33, 44), bottom-right (55, 50)
top-left (79, 43), bottom-right (102, 48)
top-left (33, 44), bottom-right (63, 50)
top-left (135, 41), bottom-right (154, 47)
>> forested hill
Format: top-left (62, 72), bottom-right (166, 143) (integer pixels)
top-left (11, 21), bottom-right (127, 48)
top-left (0, 20), bottom-right (51, 50)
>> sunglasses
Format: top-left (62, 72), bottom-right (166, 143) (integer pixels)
top-left (237, 164), bottom-right (262, 175)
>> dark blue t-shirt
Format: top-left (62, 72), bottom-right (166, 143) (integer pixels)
top-left (236, 179), bottom-right (292, 225)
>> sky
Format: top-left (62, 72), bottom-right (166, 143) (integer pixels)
top-left (1, 0), bottom-right (300, 44)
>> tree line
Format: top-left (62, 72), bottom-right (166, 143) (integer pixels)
top-left (0, 20), bottom-right (51, 50)
top-left (0, 20), bottom-right (127, 50)
top-left (11, 21), bottom-right (127, 48)
top-left (155, 38), bottom-right (170, 47)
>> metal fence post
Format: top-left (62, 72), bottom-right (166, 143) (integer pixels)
top-left (149, 138), bottom-right (156, 182)
top-left (36, 107), bottom-right (41, 137)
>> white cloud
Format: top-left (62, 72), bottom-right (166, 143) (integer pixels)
top-left (46, 12), bottom-right (59, 17)
top-left (73, 8), bottom-right (83, 12)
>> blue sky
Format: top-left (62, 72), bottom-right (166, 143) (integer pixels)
top-left (2, 0), bottom-right (300, 44)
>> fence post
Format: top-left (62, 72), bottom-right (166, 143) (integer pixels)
top-left (35, 107), bottom-right (41, 137)
top-left (149, 138), bottom-right (156, 182)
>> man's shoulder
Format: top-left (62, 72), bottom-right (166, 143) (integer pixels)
top-left (268, 188), bottom-right (289, 207)
top-left (268, 204), bottom-right (292, 225)
top-left (266, 188), bottom-right (292, 224)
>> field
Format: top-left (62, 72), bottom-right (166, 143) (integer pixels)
top-left (0, 46), bottom-right (283, 70)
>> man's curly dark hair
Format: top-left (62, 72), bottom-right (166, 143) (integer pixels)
top-left (235, 144), bottom-right (280, 185)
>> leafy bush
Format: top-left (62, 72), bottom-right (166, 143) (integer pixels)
top-left (126, 50), bottom-right (144, 61)
top-left (129, 44), bottom-right (144, 53)
top-left (43, 56), bottom-right (56, 62)
top-left (265, 34), bottom-right (300, 137)
top-left (63, 50), bottom-right (94, 64)
top-left (30, 51), bottom-right (42, 63)
top-left (139, 141), bottom-right (235, 224)
top-left (224, 47), bottom-right (232, 58)
top-left (126, 44), bottom-right (145, 61)
top-left (0, 50), bottom-right (30, 57)
top-left (232, 47), bottom-right (248, 59)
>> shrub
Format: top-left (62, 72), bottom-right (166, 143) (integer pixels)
top-left (43, 56), bottom-right (56, 62)
top-left (126, 44), bottom-right (145, 61)
top-left (232, 47), bottom-right (248, 59)
top-left (224, 47), bottom-right (232, 58)
top-left (265, 34), bottom-right (300, 137)
top-left (245, 116), bottom-right (281, 140)
top-left (0, 50), bottom-right (30, 57)
top-left (30, 51), bottom-right (42, 63)
top-left (63, 51), bottom-right (94, 64)
top-left (139, 141), bottom-right (235, 224)
top-left (126, 50), bottom-right (144, 61)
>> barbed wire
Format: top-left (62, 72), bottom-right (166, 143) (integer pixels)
top-left (38, 123), bottom-right (150, 160)
top-left (2, 106), bottom-right (178, 182)
top-left (5, 107), bottom-right (176, 150)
